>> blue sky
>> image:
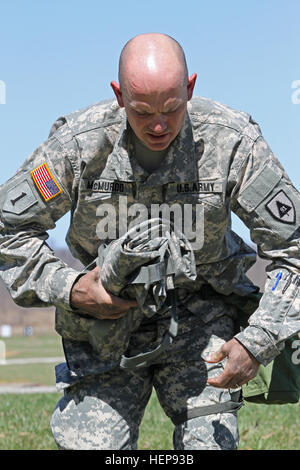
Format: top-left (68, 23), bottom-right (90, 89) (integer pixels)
top-left (0, 0), bottom-right (299, 248)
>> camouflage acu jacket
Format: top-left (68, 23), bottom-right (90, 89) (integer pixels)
top-left (0, 96), bottom-right (299, 365)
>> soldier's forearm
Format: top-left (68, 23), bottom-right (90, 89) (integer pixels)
top-left (235, 267), bottom-right (300, 365)
top-left (70, 266), bottom-right (137, 319)
top-left (0, 227), bottom-right (81, 309)
top-left (234, 325), bottom-right (283, 366)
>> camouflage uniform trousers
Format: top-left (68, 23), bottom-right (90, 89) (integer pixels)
top-left (50, 306), bottom-right (241, 450)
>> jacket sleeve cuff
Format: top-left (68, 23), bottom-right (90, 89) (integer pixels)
top-left (49, 267), bottom-right (83, 310)
top-left (234, 325), bottom-right (283, 366)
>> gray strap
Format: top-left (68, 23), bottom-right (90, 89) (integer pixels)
top-left (120, 289), bottom-right (178, 369)
top-left (130, 258), bottom-right (175, 284)
top-left (81, 259), bottom-right (97, 274)
top-left (82, 250), bottom-right (178, 369)
top-left (172, 394), bottom-right (244, 425)
top-left (120, 332), bottom-right (173, 369)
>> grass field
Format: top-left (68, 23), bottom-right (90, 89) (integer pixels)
top-left (2, 334), bottom-right (64, 360)
top-left (0, 334), bottom-right (299, 450)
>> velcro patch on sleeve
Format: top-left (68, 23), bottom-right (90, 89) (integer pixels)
top-left (237, 164), bottom-right (300, 240)
top-left (31, 163), bottom-right (62, 201)
top-left (238, 165), bottom-right (281, 212)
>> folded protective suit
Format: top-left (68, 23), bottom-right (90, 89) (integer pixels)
top-left (56, 218), bottom-right (197, 368)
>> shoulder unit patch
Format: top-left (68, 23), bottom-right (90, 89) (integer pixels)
top-left (266, 190), bottom-right (296, 224)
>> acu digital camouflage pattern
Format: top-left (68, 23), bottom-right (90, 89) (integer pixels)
top-left (51, 314), bottom-right (241, 450)
top-left (0, 96), bottom-right (300, 449)
top-left (0, 96), bottom-right (299, 365)
top-left (99, 218), bottom-right (196, 301)
top-left (56, 217), bottom-right (196, 367)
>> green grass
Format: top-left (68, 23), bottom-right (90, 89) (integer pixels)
top-left (0, 334), bottom-right (299, 450)
top-left (0, 390), bottom-right (300, 450)
top-left (0, 334), bottom-right (63, 386)
top-left (0, 393), bottom-right (60, 450)
top-left (3, 334), bottom-right (64, 359)
top-left (238, 400), bottom-right (300, 450)
top-left (0, 362), bottom-right (57, 386)
top-left (140, 396), bottom-right (300, 450)
top-left (139, 392), bottom-right (173, 449)
top-left (0, 391), bottom-right (174, 450)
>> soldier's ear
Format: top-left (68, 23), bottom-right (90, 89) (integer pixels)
top-left (187, 73), bottom-right (197, 101)
top-left (111, 81), bottom-right (124, 107)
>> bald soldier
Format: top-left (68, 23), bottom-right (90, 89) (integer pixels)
top-left (0, 33), bottom-right (299, 450)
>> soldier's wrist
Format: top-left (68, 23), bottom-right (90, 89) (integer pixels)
top-left (234, 325), bottom-right (282, 366)
top-left (49, 268), bottom-right (83, 311)
top-left (69, 273), bottom-right (87, 310)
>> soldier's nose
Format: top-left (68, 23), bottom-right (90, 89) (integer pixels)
top-left (148, 116), bottom-right (168, 134)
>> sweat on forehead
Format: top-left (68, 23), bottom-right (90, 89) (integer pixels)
top-left (118, 33), bottom-right (188, 89)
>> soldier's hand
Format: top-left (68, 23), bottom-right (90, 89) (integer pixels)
top-left (70, 266), bottom-right (137, 320)
top-left (204, 338), bottom-right (260, 389)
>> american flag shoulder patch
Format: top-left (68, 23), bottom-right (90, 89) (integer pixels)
top-left (30, 163), bottom-right (62, 201)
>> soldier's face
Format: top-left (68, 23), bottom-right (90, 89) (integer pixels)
top-left (111, 73), bottom-right (196, 151)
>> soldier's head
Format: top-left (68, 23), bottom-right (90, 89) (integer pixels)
top-left (111, 33), bottom-right (197, 151)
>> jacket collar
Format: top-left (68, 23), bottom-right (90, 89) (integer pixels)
top-left (101, 109), bottom-right (198, 185)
